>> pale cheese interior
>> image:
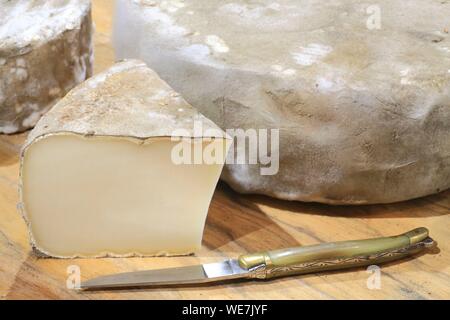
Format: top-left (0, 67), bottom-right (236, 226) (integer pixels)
top-left (22, 134), bottom-right (227, 257)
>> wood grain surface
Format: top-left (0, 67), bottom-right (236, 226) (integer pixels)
top-left (0, 1), bottom-right (449, 300)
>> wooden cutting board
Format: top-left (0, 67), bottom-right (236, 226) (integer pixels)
top-left (1, 1), bottom-right (449, 300)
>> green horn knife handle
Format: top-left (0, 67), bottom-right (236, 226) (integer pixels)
top-left (238, 227), bottom-right (434, 279)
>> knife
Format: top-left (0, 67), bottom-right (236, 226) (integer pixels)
top-left (79, 227), bottom-right (434, 290)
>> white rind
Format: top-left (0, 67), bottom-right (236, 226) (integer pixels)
top-left (0, 0), bottom-right (93, 134)
top-left (113, 0), bottom-right (450, 204)
top-left (23, 60), bottom-right (227, 146)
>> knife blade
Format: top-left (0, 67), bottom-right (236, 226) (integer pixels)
top-left (80, 227), bottom-right (435, 290)
top-left (80, 259), bottom-right (248, 290)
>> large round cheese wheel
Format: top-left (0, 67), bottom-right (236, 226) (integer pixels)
top-left (0, 0), bottom-right (93, 134)
top-left (113, 0), bottom-right (450, 204)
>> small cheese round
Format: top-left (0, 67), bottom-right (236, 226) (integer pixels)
top-left (0, 0), bottom-right (93, 134)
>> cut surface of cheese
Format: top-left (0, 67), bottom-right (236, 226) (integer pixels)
top-left (23, 135), bottom-right (225, 257)
top-left (0, 0), bottom-right (93, 134)
top-left (19, 60), bottom-right (230, 258)
top-left (113, 0), bottom-right (450, 204)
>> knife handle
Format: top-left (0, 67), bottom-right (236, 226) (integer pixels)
top-left (237, 228), bottom-right (434, 279)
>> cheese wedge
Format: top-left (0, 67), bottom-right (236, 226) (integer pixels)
top-left (19, 60), bottom-right (230, 258)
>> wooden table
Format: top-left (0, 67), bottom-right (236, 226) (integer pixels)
top-left (1, 1), bottom-right (449, 300)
